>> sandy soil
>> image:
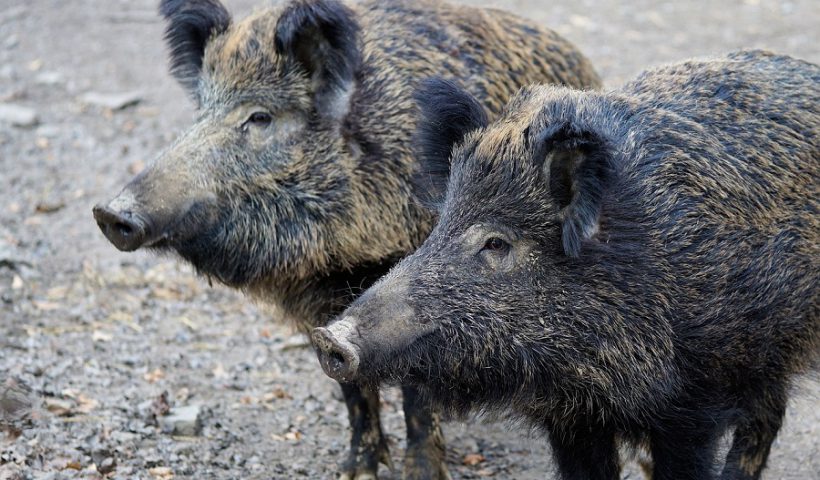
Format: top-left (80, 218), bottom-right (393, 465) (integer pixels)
top-left (0, 1), bottom-right (817, 479)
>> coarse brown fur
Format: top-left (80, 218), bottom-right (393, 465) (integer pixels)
top-left (92, 1), bottom-right (601, 478)
top-left (316, 50), bottom-right (819, 480)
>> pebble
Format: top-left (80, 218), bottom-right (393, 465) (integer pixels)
top-left (160, 405), bottom-right (202, 436)
top-left (98, 457), bottom-right (117, 475)
top-left (0, 103), bottom-right (38, 127)
top-left (34, 71), bottom-right (64, 86)
top-left (79, 91), bottom-right (142, 110)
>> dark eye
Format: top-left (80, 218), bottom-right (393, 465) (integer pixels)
top-left (483, 237), bottom-right (509, 252)
top-left (247, 111), bottom-right (272, 126)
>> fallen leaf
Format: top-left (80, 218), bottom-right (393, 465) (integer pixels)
top-left (92, 330), bottom-right (113, 342)
top-left (46, 285), bottom-right (69, 299)
top-left (262, 387), bottom-right (292, 402)
top-left (177, 316), bottom-right (198, 331)
top-left (64, 460), bottom-right (82, 471)
top-left (35, 200), bottom-right (65, 213)
top-left (148, 466), bottom-right (174, 479)
top-left (32, 300), bottom-right (60, 311)
top-left (463, 453), bottom-right (486, 466)
top-left (45, 398), bottom-right (74, 417)
top-left (27, 59), bottom-right (43, 72)
top-left (76, 394), bottom-right (99, 414)
top-left (211, 363), bottom-right (227, 379)
top-left (151, 287), bottom-right (180, 300)
top-left (143, 368), bottom-right (165, 383)
top-left (128, 159), bottom-right (146, 175)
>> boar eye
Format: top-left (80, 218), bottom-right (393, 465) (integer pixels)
top-left (243, 111), bottom-right (272, 128)
top-left (482, 237), bottom-right (510, 253)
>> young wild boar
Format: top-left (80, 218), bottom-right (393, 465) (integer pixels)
top-left (91, 0), bottom-right (601, 477)
top-left (313, 50), bottom-right (820, 480)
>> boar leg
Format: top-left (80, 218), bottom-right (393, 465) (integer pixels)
top-left (650, 417), bottom-right (720, 480)
top-left (720, 386), bottom-right (787, 480)
top-left (339, 382), bottom-right (392, 480)
top-left (548, 425), bottom-right (620, 480)
top-left (401, 385), bottom-right (450, 479)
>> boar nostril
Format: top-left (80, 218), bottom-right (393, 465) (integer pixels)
top-left (312, 326), bottom-right (360, 382)
top-left (114, 222), bottom-right (134, 238)
top-left (329, 351), bottom-right (345, 366)
top-left (92, 204), bottom-right (150, 252)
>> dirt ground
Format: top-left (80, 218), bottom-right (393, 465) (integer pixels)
top-left (0, 0), bottom-right (818, 479)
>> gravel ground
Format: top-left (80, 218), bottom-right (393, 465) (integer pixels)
top-left (0, 1), bottom-right (818, 479)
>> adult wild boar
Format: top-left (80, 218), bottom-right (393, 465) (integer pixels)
top-left (92, 0), bottom-right (601, 477)
top-left (314, 51), bottom-right (819, 480)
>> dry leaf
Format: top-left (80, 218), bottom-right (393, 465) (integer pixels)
top-left (463, 453), bottom-right (486, 466)
top-left (92, 330), bottom-right (113, 342)
top-left (176, 316), bottom-right (198, 331)
top-left (211, 363), bottom-right (227, 379)
top-left (32, 300), bottom-right (60, 311)
top-left (76, 394), bottom-right (98, 414)
top-left (148, 466), bottom-right (174, 479)
top-left (262, 387), bottom-right (291, 402)
top-left (143, 368), bottom-right (165, 383)
top-left (45, 398), bottom-right (74, 417)
top-left (64, 460), bottom-right (83, 471)
top-left (46, 285), bottom-right (69, 299)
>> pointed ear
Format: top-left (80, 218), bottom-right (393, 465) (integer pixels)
top-left (159, 0), bottom-right (231, 96)
top-left (534, 123), bottom-right (614, 257)
top-left (274, 0), bottom-right (360, 118)
top-left (412, 78), bottom-right (489, 209)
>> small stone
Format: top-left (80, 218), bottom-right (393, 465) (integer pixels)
top-left (34, 71), bottom-right (63, 86)
top-left (35, 124), bottom-right (60, 138)
top-left (160, 405), bottom-right (202, 436)
top-left (0, 377), bottom-right (33, 423)
top-left (80, 91), bottom-right (142, 111)
top-left (4, 35), bottom-right (19, 49)
top-left (0, 103), bottom-right (38, 127)
top-left (97, 457), bottom-right (116, 475)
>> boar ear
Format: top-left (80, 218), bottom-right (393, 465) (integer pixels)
top-left (534, 123), bottom-right (614, 258)
top-left (159, 0), bottom-right (231, 96)
top-left (274, 0), bottom-right (361, 118)
top-left (412, 78), bottom-right (489, 209)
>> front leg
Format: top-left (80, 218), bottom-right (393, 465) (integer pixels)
top-left (339, 383), bottom-right (392, 480)
top-left (650, 416), bottom-right (721, 480)
top-left (548, 423), bottom-right (620, 480)
top-left (401, 385), bottom-right (450, 480)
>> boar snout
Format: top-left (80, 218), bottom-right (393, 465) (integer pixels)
top-left (313, 319), bottom-right (361, 383)
top-left (93, 194), bottom-right (155, 252)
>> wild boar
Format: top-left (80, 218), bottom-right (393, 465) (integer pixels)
top-left (314, 51), bottom-right (819, 480)
top-left (92, 0), bottom-right (601, 478)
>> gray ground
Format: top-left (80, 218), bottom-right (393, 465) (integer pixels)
top-left (0, 0), bottom-right (818, 479)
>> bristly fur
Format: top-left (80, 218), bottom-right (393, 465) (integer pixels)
top-left (332, 50), bottom-right (820, 480)
top-left (412, 78), bottom-right (490, 210)
top-left (274, 0), bottom-right (361, 113)
top-left (159, 0), bottom-right (231, 97)
top-left (532, 123), bottom-right (615, 258)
